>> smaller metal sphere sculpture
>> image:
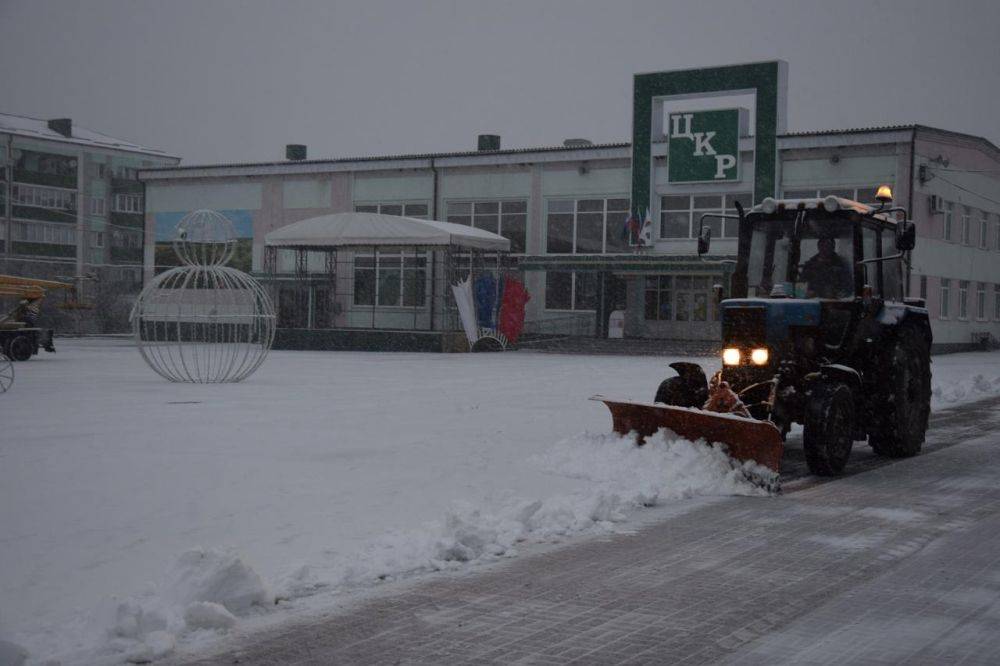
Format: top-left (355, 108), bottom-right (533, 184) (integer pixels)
top-left (131, 210), bottom-right (276, 383)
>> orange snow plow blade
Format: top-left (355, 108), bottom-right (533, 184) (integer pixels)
top-left (591, 396), bottom-right (784, 473)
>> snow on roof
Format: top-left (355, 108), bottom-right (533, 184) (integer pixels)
top-left (140, 123), bottom-right (999, 178)
top-left (0, 111), bottom-right (178, 158)
top-left (265, 212), bottom-right (511, 251)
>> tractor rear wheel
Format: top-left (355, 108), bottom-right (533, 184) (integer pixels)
top-left (7, 335), bottom-right (33, 362)
top-left (803, 382), bottom-right (855, 476)
top-left (869, 327), bottom-right (931, 458)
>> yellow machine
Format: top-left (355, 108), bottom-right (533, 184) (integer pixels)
top-left (0, 274), bottom-right (86, 361)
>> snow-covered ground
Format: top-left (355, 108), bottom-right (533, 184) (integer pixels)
top-left (2, 340), bottom-right (999, 665)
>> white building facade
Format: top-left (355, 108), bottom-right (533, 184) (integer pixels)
top-left (140, 63), bottom-right (1000, 351)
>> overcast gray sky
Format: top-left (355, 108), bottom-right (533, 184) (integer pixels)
top-left (1, 0), bottom-right (998, 165)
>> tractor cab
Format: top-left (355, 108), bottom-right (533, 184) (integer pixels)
top-left (729, 190), bottom-right (916, 302)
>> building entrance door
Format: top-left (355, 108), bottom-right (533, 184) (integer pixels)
top-left (597, 273), bottom-right (628, 338)
top-left (643, 274), bottom-right (722, 340)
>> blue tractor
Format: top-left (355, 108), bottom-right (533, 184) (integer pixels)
top-left (596, 187), bottom-right (932, 478)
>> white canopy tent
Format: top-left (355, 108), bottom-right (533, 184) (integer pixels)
top-left (261, 212), bottom-right (513, 340)
top-left (264, 212), bottom-right (510, 251)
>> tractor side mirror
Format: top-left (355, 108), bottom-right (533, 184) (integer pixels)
top-left (697, 226), bottom-right (712, 256)
top-left (896, 220), bottom-right (916, 251)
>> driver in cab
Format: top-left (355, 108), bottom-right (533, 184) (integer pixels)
top-left (800, 237), bottom-right (853, 298)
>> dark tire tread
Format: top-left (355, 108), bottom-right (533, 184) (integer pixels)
top-left (869, 327), bottom-right (931, 458)
top-left (7, 335), bottom-right (33, 362)
top-left (803, 382), bottom-right (855, 476)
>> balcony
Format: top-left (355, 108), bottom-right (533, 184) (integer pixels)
top-left (13, 168), bottom-right (76, 190)
top-left (110, 211), bottom-right (144, 228)
top-left (12, 205), bottom-right (77, 224)
top-left (111, 246), bottom-right (143, 263)
top-left (111, 178), bottom-right (143, 193)
top-left (12, 241), bottom-right (76, 259)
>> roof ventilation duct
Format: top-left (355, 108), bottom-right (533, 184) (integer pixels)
top-left (47, 118), bottom-right (72, 137)
top-left (477, 134), bottom-right (501, 151)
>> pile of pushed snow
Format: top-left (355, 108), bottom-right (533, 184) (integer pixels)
top-left (932, 373), bottom-right (1000, 408)
top-left (533, 429), bottom-right (774, 502)
top-left (43, 548), bottom-right (271, 665)
top-left (281, 430), bottom-right (771, 596)
top-left (19, 431), bottom-right (768, 664)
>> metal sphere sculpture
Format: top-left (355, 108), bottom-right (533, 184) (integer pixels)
top-left (131, 210), bottom-right (276, 383)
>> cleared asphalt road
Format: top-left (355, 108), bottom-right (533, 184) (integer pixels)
top-left (175, 397), bottom-right (1000, 665)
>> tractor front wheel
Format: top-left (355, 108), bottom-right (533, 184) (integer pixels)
top-left (803, 382), bottom-right (855, 476)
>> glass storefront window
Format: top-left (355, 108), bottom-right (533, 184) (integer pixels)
top-left (546, 197), bottom-right (631, 253)
top-left (660, 193), bottom-right (748, 239)
top-left (447, 200), bottom-right (527, 252)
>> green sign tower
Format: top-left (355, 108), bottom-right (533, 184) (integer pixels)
top-left (631, 61), bottom-right (788, 213)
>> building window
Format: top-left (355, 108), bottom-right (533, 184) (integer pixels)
top-left (660, 192), bottom-right (751, 239)
top-left (943, 201), bottom-right (953, 241)
top-left (11, 183), bottom-right (77, 211)
top-left (89, 196), bottom-right (106, 216)
top-left (995, 285), bottom-right (1000, 321)
top-left (644, 274), bottom-right (718, 322)
top-left (545, 198), bottom-right (631, 253)
top-left (958, 280), bottom-right (969, 319)
top-left (91, 231), bottom-right (104, 248)
top-left (447, 200), bottom-right (528, 253)
top-left (111, 229), bottom-right (142, 248)
top-left (977, 283), bottom-right (987, 320)
top-left (112, 165), bottom-right (138, 180)
top-left (980, 215), bottom-right (989, 249)
top-left (112, 193), bottom-right (143, 214)
top-left (11, 221), bottom-right (76, 244)
top-left (645, 276), bottom-right (673, 320)
top-left (89, 163), bottom-right (107, 179)
top-left (961, 208), bottom-right (971, 245)
top-left (544, 271), bottom-right (598, 311)
top-left (352, 253), bottom-right (427, 307)
top-left (995, 218), bottom-right (1000, 251)
top-left (354, 202), bottom-right (428, 218)
top-left (940, 278), bottom-right (950, 319)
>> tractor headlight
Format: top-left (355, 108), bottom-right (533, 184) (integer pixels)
top-left (750, 348), bottom-right (769, 365)
top-left (722, 348), bottom-right (741, 366)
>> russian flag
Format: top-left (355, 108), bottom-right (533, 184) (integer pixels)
top-left (622, 210), bottom-right (639, 242)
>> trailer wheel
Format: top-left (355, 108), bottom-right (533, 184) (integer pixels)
top-left (803, 382), bottom-right (854, 476)
top-left (869, 327), bottom-right (931, 458)
top-left (7, 335), bottom-right (33, 362)
top-left (0, 353), bottom-right (13, 393)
